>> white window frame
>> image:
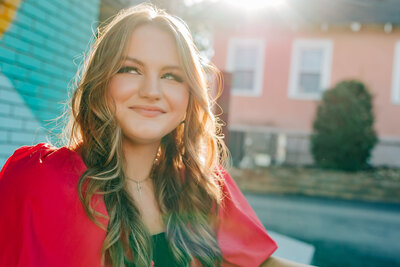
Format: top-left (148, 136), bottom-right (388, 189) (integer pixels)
top-left (226, 38), bottom-right (266, 97)
top-left (391, 41), bottom-right (400, 105)
top-left (288, 39), bottom-right (333, 100)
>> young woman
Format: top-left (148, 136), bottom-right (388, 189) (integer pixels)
top-left (0, 4), bottom-right (308, 267)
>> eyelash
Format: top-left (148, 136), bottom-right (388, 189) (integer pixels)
top-left (117, 66), bottom-right (139, 75)
top-left (163, 73), bottom-right (183, 83)
top-left (117, 67), bottom-right (183, 83)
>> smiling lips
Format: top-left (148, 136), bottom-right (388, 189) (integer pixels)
top-left (129, 105), bottom-right (166, 118)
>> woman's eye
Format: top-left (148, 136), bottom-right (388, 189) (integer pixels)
top-left (162, 72), bottom-right (183, 83)
top-left (117, 66), bottom-right (140, 74)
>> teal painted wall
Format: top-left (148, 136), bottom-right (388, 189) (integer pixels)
top-left (0, 0), bottom-right (100, 165)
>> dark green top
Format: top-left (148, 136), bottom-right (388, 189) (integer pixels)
top-left (151, 232), bottom-right (188, 267)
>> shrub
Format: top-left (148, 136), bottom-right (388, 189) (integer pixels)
top-left (311, 80), bottom-right (378, 171)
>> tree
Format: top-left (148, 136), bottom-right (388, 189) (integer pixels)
top-left (311, 80), bottom-right (378, 171)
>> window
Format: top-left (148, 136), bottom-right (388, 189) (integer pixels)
top-left (391, 41), bottom-right (400, 105)
top-left (288, 39), bottom-right (333, 100)
top-left (226, 38), bottom-right (265, 96)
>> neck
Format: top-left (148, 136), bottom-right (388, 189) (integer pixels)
top-left (122, 138), bottom-right (160, 181)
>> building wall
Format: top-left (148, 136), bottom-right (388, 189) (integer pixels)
top-left (330, 29), bottom-right (400, 138)
top-left (212, 25), bottom-right (400, 139)
top-left (0, 0), bottom-right (100, 166)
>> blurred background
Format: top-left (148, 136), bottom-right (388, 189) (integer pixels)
top-left (0, 0), bottom-right (399, 266)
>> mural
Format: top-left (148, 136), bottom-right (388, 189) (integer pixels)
top-left (0, 0), bottom-right (100, 166)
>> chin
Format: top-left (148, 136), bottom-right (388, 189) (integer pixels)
top-left (121, 124), bottom-right (179, 145)
top-left (122, 132), bottom-right (164, 145)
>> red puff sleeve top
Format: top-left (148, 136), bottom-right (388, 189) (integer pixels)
top-left (0, 143), bottom-right (277, 267)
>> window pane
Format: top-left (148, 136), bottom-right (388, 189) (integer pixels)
top-left (232, 70), bottom-right (254, 90)
top-left (299, 73), bottom-right (321, 93)
top-left (300, 48), bottom-right (323, 72)
top-left (234, 45), bottom-right (258, 69)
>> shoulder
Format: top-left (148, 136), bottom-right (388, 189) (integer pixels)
top-left (215, 166), bottom-right (243, 206)
top-left (216, 166), bottom-right (249, 215)
top-left (0, 143), bottom-right (86, 200)
top-left (215, 166), bottom-right (278, 267)
top-left (3, 142), bottom-right (85, 170)
top-left (0, 144), bottom-right (106, 266)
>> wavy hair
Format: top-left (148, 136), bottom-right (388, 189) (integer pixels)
top-left (64, 3), bottom-right (228, 267)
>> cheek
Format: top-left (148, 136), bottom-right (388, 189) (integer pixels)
top-left (173, 89), bottom-right (189, 115)
top-left (108, 76), bottom-right (139, 103)
top-left (163, 82), bottom-right (189, 113)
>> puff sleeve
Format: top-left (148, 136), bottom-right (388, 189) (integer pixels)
top-left (217, 168), bottom-right (277, 267)
top-left (0, 144), bottom-right (108, 267)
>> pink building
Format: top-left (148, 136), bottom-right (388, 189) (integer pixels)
top-left (210, 0), bottom-right (400, 167)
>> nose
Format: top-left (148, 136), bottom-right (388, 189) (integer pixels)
top-left (138, 73), bottom-right (162, 100)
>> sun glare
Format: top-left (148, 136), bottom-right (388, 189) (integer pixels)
top-left (184, 0), bottom-right (287, 12)
top-left (225, 0), bottom-right (287, 11)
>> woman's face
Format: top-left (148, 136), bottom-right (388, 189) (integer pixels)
top-left (108, 24), bottom-right (190, 145)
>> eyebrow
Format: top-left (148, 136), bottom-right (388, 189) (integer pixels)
top-left (123, 56), bottom-right (183, 72)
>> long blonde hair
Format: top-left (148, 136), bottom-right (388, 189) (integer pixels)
top-left (65, 3), bottom-right (228, 267)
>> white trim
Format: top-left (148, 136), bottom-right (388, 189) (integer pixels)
top-left (288, 39), bottom-right (333, 100)
top-left (226, 38), bottom-right (266, 97)
top-left (391, 41), bottom-right (400, 105)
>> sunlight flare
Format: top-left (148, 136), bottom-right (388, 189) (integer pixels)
top-left (225, 0), bottom-right (287, 11)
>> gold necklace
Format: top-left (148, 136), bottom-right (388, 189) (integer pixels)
top-left (126, 177), bottom-right (150, 196)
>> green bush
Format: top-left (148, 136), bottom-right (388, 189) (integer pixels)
top-left (311, 80), bottom-right (378, 171)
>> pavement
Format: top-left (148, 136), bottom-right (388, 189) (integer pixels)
top-left (268, 230), bottom-right (315, 265)
top-left (245, 193), bottom-right (400, 267)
